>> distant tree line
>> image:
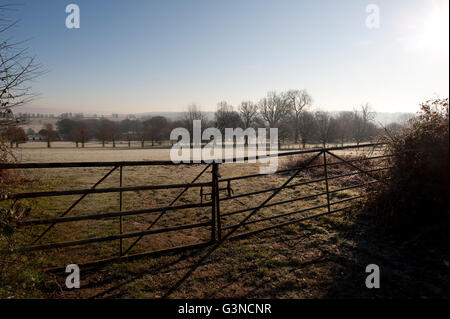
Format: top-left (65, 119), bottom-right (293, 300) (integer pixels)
top-left (2, 89), bottom-right (412, 148)
top-left (51, 116), bottom-right (178, 148)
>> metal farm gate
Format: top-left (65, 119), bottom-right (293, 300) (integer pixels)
top-left (0, 143), bottom-right (390, 271)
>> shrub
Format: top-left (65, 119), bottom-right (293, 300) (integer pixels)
top-left (0, 204), bottom-right (30, 241)
top-left (367, 98), bottom-right (449, 244)
top-left (0, 138), bottom-right (18, 188)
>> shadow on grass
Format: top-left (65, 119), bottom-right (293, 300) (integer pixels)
top-left (44, 207), bottom-right (449, 299)
top-left (321, 209), bottom-right (449, 298)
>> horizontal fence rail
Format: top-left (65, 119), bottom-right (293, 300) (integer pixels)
top-left (3, 181), bottom-right (212, 200)
top-left (17, 202), bottom-right (213, 226)
top-left (16, 221), bottom-right (212, 252)
top-left (0, 143), bottom-right (390, 268)
top-left (0, 142), bottom-right (383, 170)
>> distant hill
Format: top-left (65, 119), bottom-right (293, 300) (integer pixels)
top-left (19, 107), bottom-right (415, 127)
top-left (372, 112), bottom-right (415, 126)
top-left (137, 111), bottom-right (415, 126)
top-left (135, 111), bottom-right (215, 121)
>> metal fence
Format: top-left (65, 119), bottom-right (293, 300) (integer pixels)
top-left (0, 143), bottom-right (390, 270)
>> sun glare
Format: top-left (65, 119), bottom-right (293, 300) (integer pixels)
top-left (417, 0), bottom-right (449, 53)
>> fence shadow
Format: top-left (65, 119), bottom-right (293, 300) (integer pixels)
top-left (322, 209), bottom-right (449, 298)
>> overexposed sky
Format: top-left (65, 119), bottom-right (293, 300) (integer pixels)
top-left (12, 0), bottom-right (450, 114)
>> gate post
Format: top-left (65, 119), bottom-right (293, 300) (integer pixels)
top-left (119, 165), bottom-right (123, 256)
top-left (216, 164), bottom-right (222, 241)
top-left (211, 163), bottom-right (217, 242)
top-left (323, 152), bottom-right (331, 213)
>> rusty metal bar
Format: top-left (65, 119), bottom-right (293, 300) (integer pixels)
top-left (222, 191), bottom-right (328, 218)
top-left (18, 202), bottom-right (212, 226)
top-left (219, 154), bottom-right (391, 183)
top-left (219, 166), bottom-right (389, 203)
top-left (5, 181), bottom-right (212, 200)
top-left (13, 220), bottom-right (212, 253)
top-left (200, 186), bottom-right (203, 204)
top-left (8, 162), bottom-right (389, 202)
top-left (222, 195), bottom-right (362, 230)
top-left (221, 180), bottom-right (378, 218)
top-left (119, 165), bottom-right (123, 257)
top-left (215, 165), bottom-right (222, 241)
top-left (0, 160), bottom-right (205, 169)
top-left (326, 150), bottom-right (388, 184)
top-left (211, 163), bottom-right (218, 242)
top-left (326, 166), bottom-right (390, 181)
top-left (323, 152), bottom-right (331, 213)
top-left (229, 206), bottom-right (351, 241)
top-left (220, 178), bottom-right (326, 201)
top-left (45, 241), bottom-right (211, 273)
top-left (220, 153), bottom-right (350, 203)
top-left (0, 143), bottom-right (384, 170)
top-left (19, 177), bottom-right (377, 227)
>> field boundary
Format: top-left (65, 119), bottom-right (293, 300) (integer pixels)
top-left (0, 143), bottom-right (389, 271)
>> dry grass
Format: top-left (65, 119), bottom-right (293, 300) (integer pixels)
top-left (1, 144), bottom-right (447, 299)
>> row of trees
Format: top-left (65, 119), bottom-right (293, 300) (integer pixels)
top-left (210, 91), bottom-right (379, 147)
top-left (53, 116), bottom-right (175, 148)
top-left (3, 90), bottom-right (405, 148)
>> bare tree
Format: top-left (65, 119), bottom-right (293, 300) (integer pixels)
top-left (383, 122), bottom-right (405, 137)
top-left (259, 91), bottom-right (292, 128)
top-left (352, 103), bottom-right (375, 145)
top-left (71, 121), bottom-right (90, 148)
top-left (168, 119), bottom-right (182, 146)
top-left (1, 125), bottom-right (26, 147)
top-left (238, 101), bottom-right (259, 146)
top-left (110, 121), bottom-right (120, 148)
top-left (95, 119), bottom-right (120, 147)
top-left (137, 120), bottom-right (146, 148)
top-left (97, 118), bottom-right (113, 147)
top-left (215, 102), bottom-right (232, 133)
top-left (285, 89), bottom-right (312, 144)
top-left (181, 103), bottom-right (207, 145)
top-left (0, 5), bottom-right (43, 128)
top-left (120, 119), bottom-right (141, 148)
top-left (143, 116), bottom-right (169, 146)
top-left (215, 102), bottom-right (242, 146)
top-left (298, 111), bottom-right (316, 148)
top-left (39, 123), bottom-right (58, 148)
top-left (334, 111), bottom-right (353, 146)
top-left (0, 5), bottom-right (43, 163)
top-left (315, 111), bottom-right (335, 147)
top-left (278, 117), bottom-right (293, 146)
top-left (238, 101), bottom-right (259, 129)
top-left (56, 118), bottom-right (76, 140)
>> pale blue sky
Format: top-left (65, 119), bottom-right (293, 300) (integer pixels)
top-left (9, 0), bottom-right (450, 113)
